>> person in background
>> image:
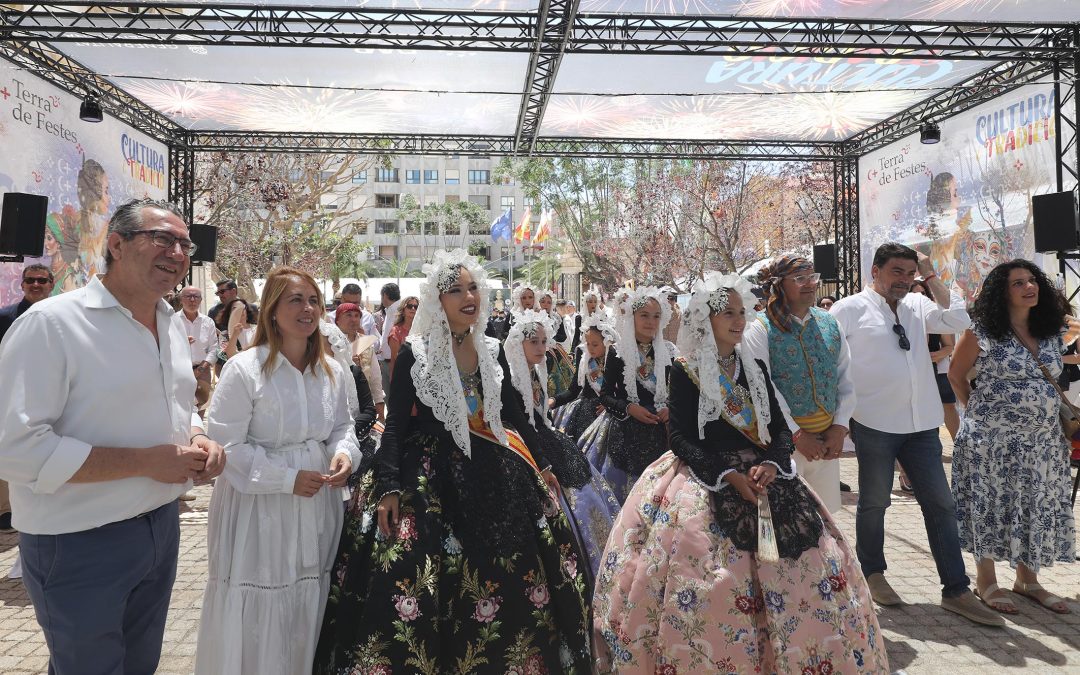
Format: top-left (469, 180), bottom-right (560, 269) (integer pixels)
top-left (0, 264), bottom-right (57, 531)
top-left (662, 290), bottom-right (681, 343)
top-left (948, 259), bottom-right (1077, 616)
top-left (831, 242), bottom-right (1002, 626)
top-left (178, 285), bottom-right (217, 411)
top-left (376, 282), bottom-right (401, 388)
top-left (196, 266), bottom-right (358, 674)
top-left (218, 295), bottom-right (256, 361)
top-left (334, 303), bottom-right (385, 423)
top-left (0, 198), bottom-right (225, 673)
top-left (743, 254), bottom-right (854, 513)
top-left (387, 295), bottom-right (418, 380)
top-left (208, 278), bottom-right (238, 324)
top-left (329, 283), bottom-right (376, 335)
top-left (817, 295), bottom-right (836, 311)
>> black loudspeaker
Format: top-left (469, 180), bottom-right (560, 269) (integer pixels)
top-left (813, 243), bottom-right (838, 280)
top-left (189, 223), bottom-right (217, 263)
top-left (1033, 191), bottom-right (1080, 253)
top-left (0, 192), bottom-right (48, 257)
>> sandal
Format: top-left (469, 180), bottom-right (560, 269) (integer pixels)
top-left (1013, 581), bottom-right (1072, 614)
top-left (974, 583), bottom-right (1018, 614)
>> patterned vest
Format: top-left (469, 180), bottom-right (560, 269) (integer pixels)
top-left (760, 307), bottom-right (841, 422)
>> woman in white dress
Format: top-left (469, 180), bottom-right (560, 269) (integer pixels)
top-left (195, 266), bottom-right (361, 675)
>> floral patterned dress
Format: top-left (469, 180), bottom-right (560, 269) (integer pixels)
top-left (951, 323), bottom-right (1077, 571)
top-left (593, 358), bottom-right (889, 675)
top-left (313, 343), bottom-right (592, 674)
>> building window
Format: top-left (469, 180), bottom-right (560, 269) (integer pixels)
top-left (523, 196), bottom-right (535, 208)
top-left (469, 221), bottom-right (489, 235)
top-left (405, 169), bottom-right (420, 184)
top-left (445, 195), bottom-right (460, 204)
top-left (445, 169), bottom-right (460, 185)
top-left (375, 219), bottom-right (398, 234)
top-left (467, 194), bottom-right (490, 209)
top-left (288, 168), bottom-right (303, 181)
top-left (424, 170), bottom-right (439, 184)
top-left (375, 168), bottom-right (399, 183)
top-left (468, 170), bottom-right (490, 184)
top-left (378, 245), bottom-right (398, 259)
top-left (406, 245), bottom-right (423, 258)
top-left (405, 220), bottom-right (422, 234)
top-left (500, 196), bottom-right (514, 210)
top-left (375, 194), bottom-right (399, 208)
top-left (424, 195), bottom-right (439, 208)
top-left (352, 170), bottom-right (367, 184)
top-left (494, 175), bottom-right (514, 186)
top-left (353, 220), bottom-right (369, 235)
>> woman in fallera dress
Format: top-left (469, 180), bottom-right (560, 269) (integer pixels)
top-left (537, 288), bottom-right (575, 399)
top-left (593, 273), bottom-right (888, 675)
top-left (505, 309), bottom-right (621, 588)
top-left (578, 286), bottom-right (675, 502)
top-left (313, 249), bottom-right (592, 674)
top-left (552, 312), bottom-right (618, 442)
top-left (196, 267), bottom-right (360, 675)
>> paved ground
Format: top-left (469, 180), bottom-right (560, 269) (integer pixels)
top-left (0, 431), bottom-right (1077, 674)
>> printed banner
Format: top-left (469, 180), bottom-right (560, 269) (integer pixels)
top-left (0, 63), bottom-right (168, 306)
top-left (859, 83), bottom-right (1058, 303)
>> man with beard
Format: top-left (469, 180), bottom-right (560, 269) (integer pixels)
top-left (832, 242), bottom-right (1001, 626)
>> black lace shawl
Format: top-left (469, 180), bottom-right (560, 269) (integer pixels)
top-left (599, 345), bottom-right (667, 416)
top-left (668, 360), bottom-right (823, 559)
top-left (349, 364), bottom-right (377, 440)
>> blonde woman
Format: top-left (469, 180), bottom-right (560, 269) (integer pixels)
top-left (196, 266), bottom-right (360, 675)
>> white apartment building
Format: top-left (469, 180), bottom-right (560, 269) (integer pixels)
top-left (328, 154), bottom-right (539, 274)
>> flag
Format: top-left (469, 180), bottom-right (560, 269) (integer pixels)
top-left (490, 208), bottom-right (512, 241)
top-left (513, 206), bottom-right (532, 244)
top-left (534, 209), bottom-right (553, 244)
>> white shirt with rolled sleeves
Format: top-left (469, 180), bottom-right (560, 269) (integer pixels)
top-left (741, 310), bottom-right (857, 513)
top-left (0, 276), bottom-right (199, 535)
top-left (180, 310), bottom-right (218, 365)
top-left (831, 286), bottom-right (971, 434)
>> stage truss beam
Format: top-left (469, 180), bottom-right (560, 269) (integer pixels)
top-left (0, 4), bottom-right (1074, 60)
top-left (513, 0), bottom-right (577, 155)
top-left (186, 132), bottom-right (837, 161)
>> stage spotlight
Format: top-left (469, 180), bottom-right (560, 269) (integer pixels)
top-left (79, 95), bottom-right (103, 123)
top-left (920, 120), bottom-right (940, 145)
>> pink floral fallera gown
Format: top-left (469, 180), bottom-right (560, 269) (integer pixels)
top-left (593, 358), bottom-right (889, 675)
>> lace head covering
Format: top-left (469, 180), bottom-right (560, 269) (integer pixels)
top-left (580, 289), bottom-right (602, 318)
top-left (677, 272), bottom-right (771, 442)
top-left (534, 287), bottom-right (561, 326)
top-left (511, 284), bottom-right (539, 313)
top-left (614, 285), bottom-right (674, 407)
top-left (504, 308), bottom-right (554, 429)
top-left (756, 254), bottom-right (814, 333)
top-left (319, 319), bottom-right (359, 417)
top-left (577, 312), bottom-right (617, 389)
top-left (406, 248), bottom-right (507, 457)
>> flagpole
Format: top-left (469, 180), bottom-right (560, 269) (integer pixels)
top-left (508, 205), bottom-right (514, 292)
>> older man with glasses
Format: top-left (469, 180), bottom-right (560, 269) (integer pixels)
top-left (178, 286), bottom-right (216, 411)
top-left (0, 198), bottom-right (225, 673)
top-left (831, 242), bottom-right (1002, 626)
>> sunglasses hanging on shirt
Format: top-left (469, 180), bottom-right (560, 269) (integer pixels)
top-left (892, 322), bottom-right (910, 351)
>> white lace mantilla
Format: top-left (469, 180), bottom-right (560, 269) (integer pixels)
top-left (505, 309), bottom-right (553, 429)
top-left (408, 329), bottom-right (508, 457)
top-left (613, 286), bottom-right (673, 407)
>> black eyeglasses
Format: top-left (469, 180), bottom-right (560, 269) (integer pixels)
top-left (23, 277), bottom-right (51, 285)
top-left (893, 322), bottom-right (910, 351)
top-left (405, 303), bottom-right (418, 310)
top-left (124, 230), bottom-right (198, 257)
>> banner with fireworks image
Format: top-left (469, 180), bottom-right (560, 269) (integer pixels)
top-left (858, 82), bottom-right (1059, 303)
top-left (0, 64), bottom-right (168, 307)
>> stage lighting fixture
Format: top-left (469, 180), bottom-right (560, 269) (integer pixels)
top-left (79, 95), bottom-right (103, 123)
top-left (920, 120), bottom-right (940, 145)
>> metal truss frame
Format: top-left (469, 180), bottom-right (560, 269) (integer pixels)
top-left (187, 131), bottom-right (838, 160)
top-left (514, 0), bottom-right (577, 155)
top-left (832, 149), bottom-right (860, 296)
top-left (1, 4), bottom-right (1074, 61)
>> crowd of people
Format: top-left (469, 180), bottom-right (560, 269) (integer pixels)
top-left (0, 197), bottom-right (1075, 674)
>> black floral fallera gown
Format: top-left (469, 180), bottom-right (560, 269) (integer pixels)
top-left (313, 343), bottom-right (592, 675)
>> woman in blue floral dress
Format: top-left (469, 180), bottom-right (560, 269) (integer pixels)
top-left (949, 259), bottom-right (1077, 615)
top-left (313, 250), bottom-right (592, 674)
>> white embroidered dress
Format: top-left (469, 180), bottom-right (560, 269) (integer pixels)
top-left (195, 345), bottom-right (360, 675)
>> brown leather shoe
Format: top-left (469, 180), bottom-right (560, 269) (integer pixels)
top-left (866, 573), bottom-right (903, 606)
top-left (941, 590), bottom-right (1007, 626)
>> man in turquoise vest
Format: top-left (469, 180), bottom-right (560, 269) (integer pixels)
top-left (743, 254), bottom-right (856, 513)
